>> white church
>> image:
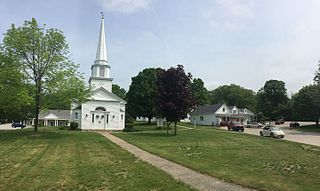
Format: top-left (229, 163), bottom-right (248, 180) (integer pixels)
top-left (70, 14), bottom-right (126, 130)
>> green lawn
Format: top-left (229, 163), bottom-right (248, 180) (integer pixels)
top-left (0, 127), bottom-right (193, 191)
top-left (291, 124), bottom-right (320, 133)
top-left (115, 123), bottom-right (320, 191)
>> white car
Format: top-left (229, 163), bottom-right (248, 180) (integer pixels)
top-left (246, 122), bottom-right (263, 128)
top-left (260, 125), bottom-right (285, 138)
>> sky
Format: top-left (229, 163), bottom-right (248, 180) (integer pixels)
top-left (1, 0), bottom-right (320, 95)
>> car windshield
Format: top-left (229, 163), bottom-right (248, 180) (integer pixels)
top-left (232, 122), bottom-right (241, 125)
top-left (271, 127), bottom-right (280, 131)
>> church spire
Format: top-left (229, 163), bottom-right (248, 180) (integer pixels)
top-left (95, 12), bottom-right (108, 64)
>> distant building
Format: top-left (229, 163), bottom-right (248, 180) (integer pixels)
top-left (70, 14), bottom-right (126, 130)
top-left (28, 110), bottom-right (70, 126)
top-left (190, 103), bottom-right (254, 126)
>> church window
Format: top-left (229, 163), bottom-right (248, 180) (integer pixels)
top-left (121, 114), bottom-right (123, 120)
top-left (100, 67), bottom-right (105, 77)
top-left (95, 107), bottom-right (106, 111)
top-left (92, 114), bottom-right (95, 123)
top-left (106, 114), bottom-right (109, 123)
top-left (75, 112), bottom-right (78, 119)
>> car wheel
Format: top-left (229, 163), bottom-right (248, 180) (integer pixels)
top-left (260, 131), bottom-right (263, 136)
top-left (241, 129), bottom-right (244, 132)
top-left (228, 128), bottom-right (230, 131)
top-left (270, 133), bottom-right (274, 138)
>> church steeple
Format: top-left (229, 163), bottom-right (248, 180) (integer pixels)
top-left (89, 12), bottom-right (113, 92)
top-left (95, 12), bottom-right (108, 64)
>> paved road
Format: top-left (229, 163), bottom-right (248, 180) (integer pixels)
top-left (0, 123), bottom-right (31, 130)
top-left (220, 122), bottom-right (320, 147)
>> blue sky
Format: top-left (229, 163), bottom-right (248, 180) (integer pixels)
top-left (1, 0), bottom-right (320, 94)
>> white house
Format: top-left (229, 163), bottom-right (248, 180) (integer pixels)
top-left (190, 103), bottom-right (254, 126)
top-left (70, 14), bottom-right (126, 130)
top-left (28, 110), bottom-right (70, 127)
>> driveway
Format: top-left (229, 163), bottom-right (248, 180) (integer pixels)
top-left (220, 122), bottom-right (320, 147)
top-left (0, 123), bottom-right (30, 130)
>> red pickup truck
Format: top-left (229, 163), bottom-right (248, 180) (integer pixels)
top-left (227, 122), bottom-right (244, 132)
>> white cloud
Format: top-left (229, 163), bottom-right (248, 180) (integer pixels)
top-left (202, 0), bottom-right (254, 30)
top-left (99, 0), bottom-right (153, 14)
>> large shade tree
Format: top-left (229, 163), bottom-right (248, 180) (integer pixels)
top-left (112, 84), bottom-right (127, 101)
top-left (209, 84), bottom-right (256, 111)
top-left (1, 18), bottom-right (88, 132)
top-left (0, 53), bottom-right (33, 122)
top-left (292, 85), bottom-right (320, 125)
top-left (256, 80), bottom-right (289, 120)
top-left (191, 78), bottom-right (210, 106)
top-left (155, 65), bottom-right (193, 135)
top-left (126, 68), bottom-right (158, 123)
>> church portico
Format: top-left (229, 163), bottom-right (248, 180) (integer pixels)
top-left (70, 13), bottom-right (126, 130)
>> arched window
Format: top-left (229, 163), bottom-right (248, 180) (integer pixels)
top-left (95, 107), bottom-right (106, 111)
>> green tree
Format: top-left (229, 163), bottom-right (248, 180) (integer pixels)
top-left (256, 80), bottom-right (288, 120)
top-left (0, 53), bottom-right (33, 122)
top-left (1, 18), bottom-right (87, 132)
top-left (209, 84), bottom-right (256, 111)
top-left (292, 85), bottom-right (320, 125)
top-left (191, 78), bottom-right (210, 106)
top-left (155, 65), bottom-right (193, 135)
top-left (112, 84), bottom-right (127, 100)
top-left (127, 68), bottom-right (158, 123)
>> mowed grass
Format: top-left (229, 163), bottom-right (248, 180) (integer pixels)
top-left (115, 123), bottom-right (320, 191)
top-left (0, 127), bottom-right (193, 191)
top-left (291, 124), bottom-right (320, 133)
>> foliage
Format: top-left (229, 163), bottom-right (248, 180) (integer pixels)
top-left (0, 52), bottom-right (33, 121)
top-left (112, 84), bottom-right (127, 100)
top-left (127, 68), bottom-right (159, 122)
top-left (209, 84), bottom-right (256, 111)
top-left (191, 78), bottom-right (210, 106)
top-left (69, 121), bottom-right (79, 130)
top-left (0, 128), bottom-right (193, 190)
top-left (256, 80), bottom-right (288, 120)
top-left (1, 18), bottom-right (88, 132)
top-left (116, 123), bottom-right (320, 191)
top-left (155, 65), bottom-right (193, 135)
top-left (292, 85), bottom-right (320, 125)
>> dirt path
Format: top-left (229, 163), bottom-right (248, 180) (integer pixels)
top-left (98, 131), bottom-right (255, 191)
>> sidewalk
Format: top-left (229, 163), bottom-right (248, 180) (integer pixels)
top-left (97, 131), bottom-right (255, 191)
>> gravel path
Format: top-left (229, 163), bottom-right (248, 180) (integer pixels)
top-left (98, 131), bottom-right (255, 191)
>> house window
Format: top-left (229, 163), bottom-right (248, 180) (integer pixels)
top-left (121, 114), bottom-right (123, 120)
top-left (92, 114), bottom-right (95, 123)
top-left (100, 67), bottom-right (105, 77)
top-left (75, 112), bottom-right (78, 119)
top-left (200, 116), bottom-right (204, 121)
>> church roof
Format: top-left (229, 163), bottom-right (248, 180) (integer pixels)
top-left (38, 110), bottom-right (70, 120)
top-left (91, 87), bottom-right (127, 104)
top-left (95, 13), bottom-right (108, 64)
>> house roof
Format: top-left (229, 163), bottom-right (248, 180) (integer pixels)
top-left (190, 103), bottom-right (224, 115)
top-left (39, 110), bottom-right (70, 120)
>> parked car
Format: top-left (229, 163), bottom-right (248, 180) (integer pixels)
top-left (246, 122), bottom-right (263, 128)
top-left (11, 122), bottom-right (26, 129)
top-left (275, 119), bottom-right (285, 125)
top-left (219, 121), bottom-right (230, 126)
top-left (260, 125), bottom-right (285, 138)
top-left (228, 122), bottom-right (244, 132)
top-left (289, 121), bottom-right (300, 127)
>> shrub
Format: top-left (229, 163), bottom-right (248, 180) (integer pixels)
top-left (125, 113), bottom-right (135, 124)
top-left (123, 123), bottom-right (135, 132)
top-left (70, 122), bottom-right (79, 130)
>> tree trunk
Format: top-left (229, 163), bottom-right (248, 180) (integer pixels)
top-left (316, 118), bottom-right (319, 126)
top-left (34, 83), bottom-right (41, 133)
top-left (166, 122), bottom-right (169, 135)
top-left (148, 117), bottom-right (151, 124)
top-left (174, 121), bottom-right (177, 135)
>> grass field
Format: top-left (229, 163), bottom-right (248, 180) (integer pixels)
top-left (0, 127), bottom-right (193, 191)
top-left (115, 123), bottom-right (320, 191)
top-left (291, 124), bottom-right (320, 132)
